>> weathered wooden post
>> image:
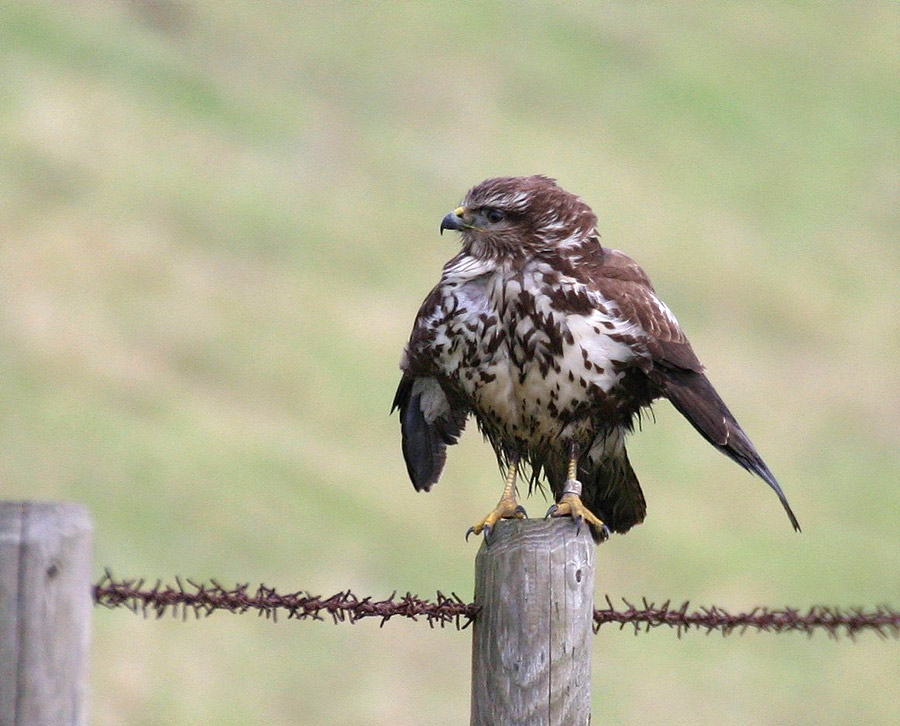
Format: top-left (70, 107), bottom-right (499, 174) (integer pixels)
top-left (471, 518), bottom-right (595, 726)
top-left (0, 502), bottom-right (93, 726)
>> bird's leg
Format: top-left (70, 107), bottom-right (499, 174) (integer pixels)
top-left (466, 456), bottom-right (527, 540)
top-left (547, 443), bottom-right (609, 539)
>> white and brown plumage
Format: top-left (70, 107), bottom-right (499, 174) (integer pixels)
top-left (393, 175), bottom-right (800, 540)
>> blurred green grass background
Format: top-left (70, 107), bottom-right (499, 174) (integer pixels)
top-left (1, 2), bottom-right (898, 724)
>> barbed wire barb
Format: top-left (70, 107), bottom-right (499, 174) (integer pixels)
top-left (92, 572), bottom-right (900, 640)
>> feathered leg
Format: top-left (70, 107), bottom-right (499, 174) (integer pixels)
top-left (466, 455), bottom-right (527, 540)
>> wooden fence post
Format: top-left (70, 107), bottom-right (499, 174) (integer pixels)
top-left (471, 518), bottom-right (595, 726)
top-left (0, 501), bottom-right (93, 726)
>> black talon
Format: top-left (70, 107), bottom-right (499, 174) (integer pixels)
top-left (545, 504), bottom-right (559, 519)
top-left (465, 526), bottom-right (476, 541)
top-left (482, 524), bottom-right (492, 540)
top-left (574, 514), bottom-right (584, 536)
top-left (514, 505), bottom-right (528, 518)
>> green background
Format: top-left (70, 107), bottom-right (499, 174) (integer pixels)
top-left (2, 2), bottom-right (898, 724)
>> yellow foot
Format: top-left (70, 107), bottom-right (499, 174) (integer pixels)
top-left (546, 481), bottom-right (610, 540)
top-left (466, 497), bottom-right (527, 541)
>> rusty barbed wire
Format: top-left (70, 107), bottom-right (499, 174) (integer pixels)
top-left (93, 572), bottom-right (900, 639)
top-left (593, 595), bottom-right (900, 639)
top-left (93, 572), bottom-right (477, 629)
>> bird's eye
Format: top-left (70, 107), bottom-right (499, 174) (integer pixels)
top-left (484, 208), bottom-right (505, 224)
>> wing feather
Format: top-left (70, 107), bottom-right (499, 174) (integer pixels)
top-left (576, 245), bottom-right (800, 530)
top-left (392, 375), bottom-right (468, 491)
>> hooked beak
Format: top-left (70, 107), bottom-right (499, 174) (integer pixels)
top-left (440, 207), bottom-right (466, 235)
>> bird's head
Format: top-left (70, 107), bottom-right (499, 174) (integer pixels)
top-left (440, 175), bottom-right (598, 260)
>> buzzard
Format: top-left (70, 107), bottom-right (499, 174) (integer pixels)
top-left (393, 175), bottom-right (800, 540)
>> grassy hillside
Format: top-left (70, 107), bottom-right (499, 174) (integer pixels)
top-left (2, 2), bottom-right (898, 724)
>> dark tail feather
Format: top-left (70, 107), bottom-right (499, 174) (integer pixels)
top-left (660, 368), bottom-right (801, 532)
top-left (580, 449), bottom-right (647, 536)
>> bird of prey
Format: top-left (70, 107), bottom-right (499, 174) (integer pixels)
top-left (393, 175), bottom-right (800, 540)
